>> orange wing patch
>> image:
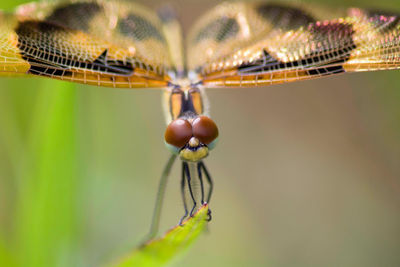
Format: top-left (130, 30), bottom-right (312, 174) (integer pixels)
top-left (0, 13), bottom-right (30, 74)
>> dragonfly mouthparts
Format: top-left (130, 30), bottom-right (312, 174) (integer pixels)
top-left (180, 145), bottom-right (209, 162)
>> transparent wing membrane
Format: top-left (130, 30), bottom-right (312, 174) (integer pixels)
top-left (187, 2), bottom-right (400, 87)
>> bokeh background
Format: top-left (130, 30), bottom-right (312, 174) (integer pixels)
top-left (1, 0), bottom-right (400, 266)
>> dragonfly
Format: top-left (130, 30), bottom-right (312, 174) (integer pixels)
top-left (1, 0), bottom-right (400, 238)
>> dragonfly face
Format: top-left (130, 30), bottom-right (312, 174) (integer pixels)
top-left (164, 85), bottom-right (219, 162)
top-left (1, 0), bottom-right (400, 237)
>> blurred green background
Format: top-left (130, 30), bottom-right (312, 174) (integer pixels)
top-left (1, 0), bottom-right (400, 266)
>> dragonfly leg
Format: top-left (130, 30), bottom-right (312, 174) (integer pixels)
top-left (199, 161), bottom-right (213, 203)
top-left (146, 154), bottom-right (177, 240)
top-left (197, 162), bottom-right (205, 205)
top-left (179, 161), bottom-right (189, 226)
top-left (183, 162), bottom-right (197, 217)
top-left (199, 161), bottom-right (213, 221)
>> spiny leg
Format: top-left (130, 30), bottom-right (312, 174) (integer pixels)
top-left (197, 162), bottom-right (205, 205)
top-left (179, 161), bottom-right (189, 225)
top-left (199, 161), bottom-right (213, 203)
top-left (199, 161), bottom-right (213, 221)
top-left (183, 162), bottom-right (197, 217)
top-left (146, 154), bottom-right (177, 240)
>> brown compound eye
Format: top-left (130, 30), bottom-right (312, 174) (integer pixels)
top-left (164, 119), bottom-right (193, 148)
top-left (192, 116), bottom-right (219, 145)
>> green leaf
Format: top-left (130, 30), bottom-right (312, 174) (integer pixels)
top-left (109, 204), bottom-right (209, 267)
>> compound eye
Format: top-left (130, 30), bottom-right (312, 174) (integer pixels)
top-left (164, 119), bottom-right (193, 148)
top-left (192, 116), bottom-right (219, 145)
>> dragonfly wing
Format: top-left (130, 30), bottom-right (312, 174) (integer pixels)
top-left (0, 0), bottom-right (174, 88)
top-left (187, 2), bottom-right (400, 87)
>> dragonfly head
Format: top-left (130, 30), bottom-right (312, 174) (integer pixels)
top-left (164, 116), bottom-right (219, 162)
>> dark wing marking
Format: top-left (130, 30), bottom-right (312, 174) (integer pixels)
top-left (13, 19), bottom-right (169, 87)
top-left (237, 22), bottom-right (356, 76)
top-left (92, 49), bottom-right (134, 75)
top-left (194, 17), bottom-right (240, 43)
top-left (118, 13), bottom-right (166, 42)
top-left (45, 2), bottom-right (102, 32)
top-left (365, 9), bottom-right (400, 32)
top-left (256, 3), bottom-right (316, 30)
